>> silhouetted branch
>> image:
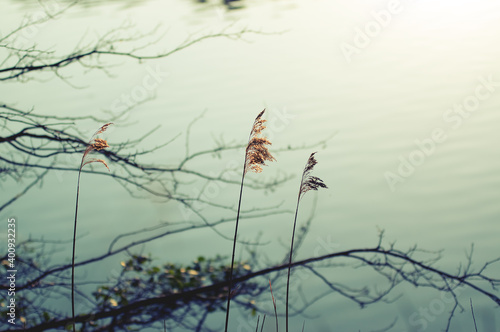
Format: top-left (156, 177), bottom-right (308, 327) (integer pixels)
top-left (3, 234), bottom-right (499, 331)
top-left (1, 18), bottom-right (273, 82)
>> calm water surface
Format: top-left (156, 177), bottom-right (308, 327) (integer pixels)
top-left (2, 0), bottom-right (500, 331)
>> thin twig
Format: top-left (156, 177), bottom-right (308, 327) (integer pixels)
top-left (270, 279), bottom-right (279, 332)
top-left (470, 298), bottom-right (478, 332)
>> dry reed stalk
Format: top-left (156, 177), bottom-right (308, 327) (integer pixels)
top-left (224, 110), bottom-right (275, 332)
top-left (72, 123), bottom-right (112, 332)
top-left (286, 152), bottom-right (327, 332)
top-left (269, 279), bottom-right (279, 332)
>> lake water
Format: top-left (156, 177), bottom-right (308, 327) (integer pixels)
top-left (2, 0), bottom-right (500, 331)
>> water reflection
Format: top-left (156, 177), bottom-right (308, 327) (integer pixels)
top-left (194, 0), bottom-right (245, 11)
top-left (9, 0), bottom-right (153, 10)
top-left (11, 0), bottom-right (248, 10)
top-left (2, 0), bottom-right (500, 330)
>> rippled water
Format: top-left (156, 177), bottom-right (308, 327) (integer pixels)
top-left (2, 0), bottom-right (500, 331)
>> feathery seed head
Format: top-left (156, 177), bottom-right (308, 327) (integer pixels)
top-left (251, 110), bottom-right (266, 135)
top-left (244, 110), bottom-right (275, 174)
top-left (95, 123), bottom-right (113, 135)
top-left (82, 158), bottom-right (109, 171)
top-left (92, 138), bottom-right (109, 151)
top-left (299, 152), bottom-right (327, 199)
top-left (80, 123), bottom-right (113, 171)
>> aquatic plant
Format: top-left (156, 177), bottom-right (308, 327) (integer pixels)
top-left (224, 110), bottom-right (275, 332)
top-left (72, 123), bottom-right (112, 332)
top-left (286, 152), bottom-right (327, 332)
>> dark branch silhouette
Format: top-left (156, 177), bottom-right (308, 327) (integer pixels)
top-left (2, 233), bottom-right (499, 331)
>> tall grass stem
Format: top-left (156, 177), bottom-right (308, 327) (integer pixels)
top-left (286, 195), bottom-right (301, 332)
top-left (71, 170), bottom-right (82, 332)
top-left (224, 168), bottom-right (245, 332)
top-left (286, 152), bottom-right (327, 332)
top-left (269, 279), bottom-right (279, 332)
top-left (224, 111), bottom-right (274, 332)
top-left (71, 123), bottom-right (111, 332)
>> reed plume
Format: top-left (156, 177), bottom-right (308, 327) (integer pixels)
top-left (224, 110), bottom-right (275, 332)
top-left (244, 110), bottom-right (275, 173)
top-left (72, 123), bottom-right (112, 332)
top-left (286, 152), bottom-right (327, 332)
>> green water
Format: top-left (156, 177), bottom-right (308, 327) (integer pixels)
top-left (1, 0), bottom-right (500, 331)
